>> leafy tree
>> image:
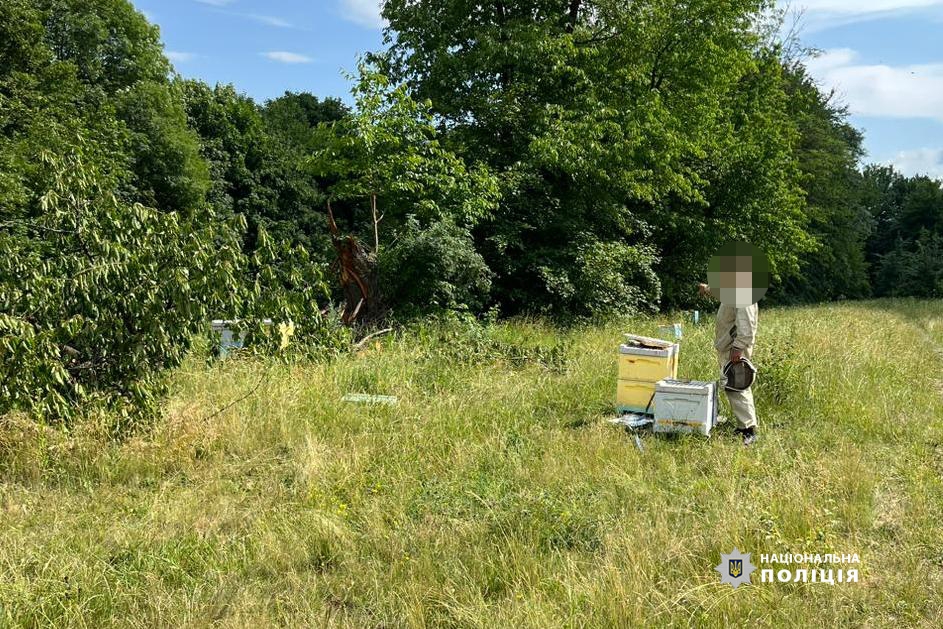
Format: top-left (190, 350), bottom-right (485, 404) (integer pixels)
top-left (116, 80), bottom-right (211, 212)
top-left (861, 165), bottom-right (906, 271)
top-left (567, 238), bottom-right (661, 317)
top-left (653, 49), bottom-right (811, 308)
top-left (891, 175), bottom-right (943, 235)
top-left (38, 0), bottom-right (169, 92)
top-left (863, 167), bottom-right (943, 297)
top-left (263, 92), bottom-right (350, 153)
top-left (312, 63), bottom-right (498, 249)
top-left (1, 141), bottom-right (336, 425)
top-left (0, 0), bottom-right (336, 426)
top-left (181, 81), bottom-right (333, 256)
top-left (767, 60), bottom-right (871, 303)
top-left (875, 231), bottom-right (943, 298)
top-left (378, 217), bottom-right (493, 315)
top-left (0, 143), bottom-right (242, 423)
top-left (311, 63), bottom-right (499, 319)
top-left (0, 0), bottom-right (47, 74)
top-left (36, 0), bottom-right (210, 213)
top-left (380, 0), bottom-right (812, 315)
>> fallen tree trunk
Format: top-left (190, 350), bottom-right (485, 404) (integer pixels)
top-left (327, 200), bottom-right (382, 326)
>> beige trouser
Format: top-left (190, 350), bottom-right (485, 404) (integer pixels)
top-left (717, 346), bottom-right (757, 430)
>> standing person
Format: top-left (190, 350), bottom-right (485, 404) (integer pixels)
top-left (698, 241), bottom-right (767, 446)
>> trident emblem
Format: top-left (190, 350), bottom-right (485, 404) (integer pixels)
top-left (716, 548), bottom-right (756, 588)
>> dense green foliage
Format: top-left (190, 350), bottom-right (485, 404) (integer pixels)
top-left (0, 147), bottom-right (243, 424)
top-left (38, 0), bottom-right (210, 211)
top-left (310, 65), bottom-right (499, 316)
top-left (773, 63), bottom-right (872, 303)
top-left (181, 81), bottom-right (335, 255)
top-left (863, 166), bottom-right (943, 298)
top-left (0, 0), bottom-right (333, 422)
top-left (379, 0), bottom-right (812, 313)
top-left (378, 217), bottom-right (494, 315)
top-left (263, 91), bottom-right (350, 153)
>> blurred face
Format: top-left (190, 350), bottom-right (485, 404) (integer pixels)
top-left (707, 243), bottom-right (769, 307)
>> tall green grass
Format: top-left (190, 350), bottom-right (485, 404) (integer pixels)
top-left (1, 299), bottom-right (942, 627)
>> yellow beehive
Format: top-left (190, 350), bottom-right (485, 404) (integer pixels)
top-left (616, 379), bottom-right (659, 414)
top-left (616, 335), bottom-right (680, 414)
top-left (617, 344), bottom-right (678, 382)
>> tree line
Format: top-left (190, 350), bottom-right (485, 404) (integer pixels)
top-left (1, 0), bottom-right (941, 422)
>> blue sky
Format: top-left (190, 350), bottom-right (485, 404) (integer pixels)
top-left (134, 0), bottom-right (384, 103)
top-left (135, 0), bottom-right (943, 179)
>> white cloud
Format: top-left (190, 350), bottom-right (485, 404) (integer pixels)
top-left (784, 0), bottom-right (943, 32)
top-left (262, 51), bottom-right (314, 64)
top-left (888, 148), bottom-right (943, 178)
top-left (193, 0), bottom-right (306, 32)
top-left (248, 14), bottom-right (294, 28)
top-left (804, 47), bottom-right (858, 73)
top-left (340, 0), bottom-right (385, 29)
top-left (166, 51), bottom-right (197, 63)
top-left (806, 49), bottom-right (943, 122)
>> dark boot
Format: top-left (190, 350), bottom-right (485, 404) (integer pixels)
top-left (734, 426), bottom-right (756, 446)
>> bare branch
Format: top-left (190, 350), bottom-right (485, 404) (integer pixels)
top-left (353, 327), bottom-right (394, 350)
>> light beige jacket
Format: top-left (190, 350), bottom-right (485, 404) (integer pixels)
top-left (714, 303), bottom-right (758, 353)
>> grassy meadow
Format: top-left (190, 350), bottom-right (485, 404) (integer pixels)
top-left (1, 299), bottom-right (942, 627)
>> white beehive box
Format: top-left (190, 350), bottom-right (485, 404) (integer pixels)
top-left (652, 379), bottom-right (717, 437)
top-left (210, 319), bottom-right (273, 358)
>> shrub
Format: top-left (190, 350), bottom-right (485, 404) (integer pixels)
top-left (379, 218), bottom-right (493, 316)
top-left (240, 227), bottom-right (351, 358)
top-left (0, 145), bottom-right (336, 426)
top-left (537, 236), bottom-right (661, 318)
top-left (0, 147), bottom-right (244, 422)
